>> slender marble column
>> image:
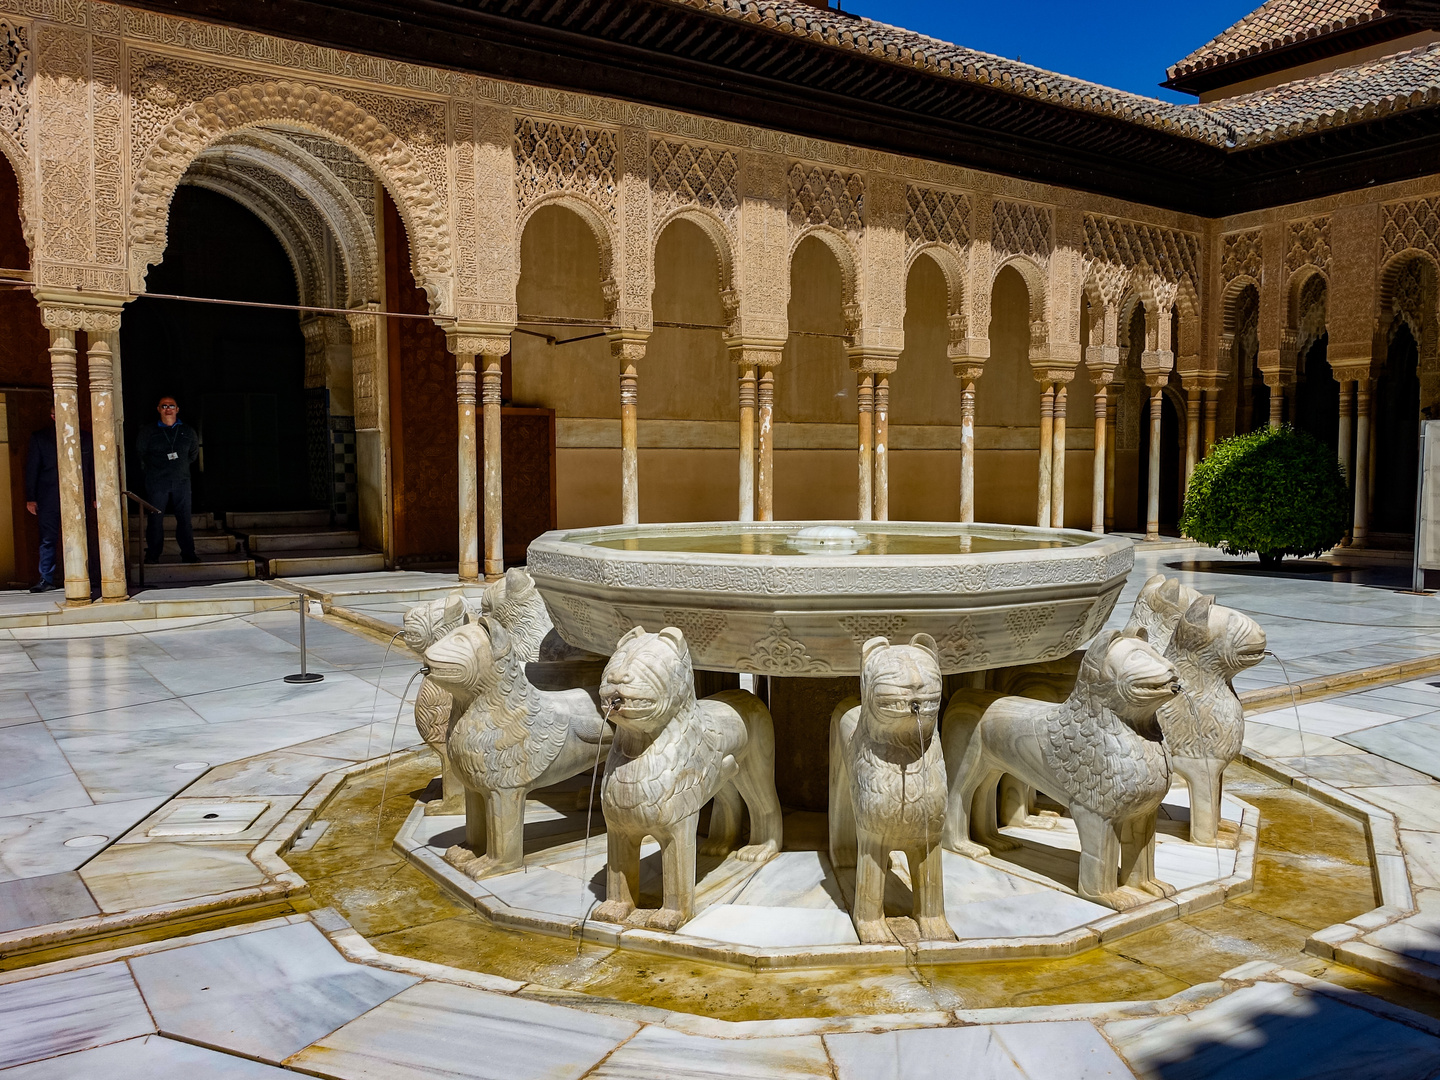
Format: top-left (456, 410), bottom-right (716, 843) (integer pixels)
top-left (1184, 385), bottom-right (1201, 485)
top-left (856, 372), bottom-right (873, 522)
top-left (873, 374), bottom-right (890, 522)
top-left (1269, 382), bottom-right (1284, 428)
top-left (1337, 379), bottom-right (1353, 485)
top-left (48, 328), bottom-right (89, 603)
top-left (1104, 395), bottom-right (1117, 533)
top-left (1037, 382), bottom-right (1054, 528)
top-left (1202, 389), bottom-right (1219, 456)
top-left (959, 375), bottom-right (978, 524)
top-left (1353, 379), bottom-right (1372, 547)
top-left (455, 353), bottom-right (479, 582)
top-left (87, 338), bottom-right (126, 600)
top-left (1050, 383), bottom-right (1066, 528)
top-left (620, 361), bottom-right (639, 525)
top-left (1092, 383), bottom-right (1108, 533)
top-left (757, 365), bottom-right (775, 521)
top-left (1146, 382), bottom-right (1163, 541)
top-left (481, 356), bottom-right (504, 580)
top-left (737, 363), bottom-right (756, 522)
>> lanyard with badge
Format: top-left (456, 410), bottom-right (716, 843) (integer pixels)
top-left (160, 423), bottom-right (182, 462)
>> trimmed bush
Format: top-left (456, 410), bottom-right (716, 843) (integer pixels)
top-left (1180, 425), bottom-right (1348, 564)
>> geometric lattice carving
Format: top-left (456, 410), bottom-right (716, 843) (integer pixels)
top-left (1382, 198), bottom-right (1440, 266)
top-left (906, 186), bottom-right (969, 247)
top-left (1221, 229), bottom-right (1262, 285)
top-left (993, 199), bottom-right (1052, 259)
top-left (788, 163), bottom-right (863, 232)
top-left (0, 21), bottom-right (28, 151)
top-left (514, 116), bottom-right (617, 218)
top-left (1296, 273), bottom-right (1327, 356)
top-left (651, 139), bottom-right (738, 224)
top-left (1285, 216), bottom-right (1330, 275)
top-left (1082, 213), bottom-right (1199, 286)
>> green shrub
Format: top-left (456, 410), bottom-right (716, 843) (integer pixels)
top-left (1180, 425), bottom-right (1349, 564)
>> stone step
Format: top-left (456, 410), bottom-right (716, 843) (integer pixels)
top-left (130, 557), bottom-right (256, 584)
top-left (227, 509), bottom-right (332, 530)
top-left (263, 550), bottom-right (387, 577)
top-left (131, 533), bottom-right (240, 556)
top-left (247, 530), bottom-right (360, 552)
top-left (127, 511), bottom-right (218, 533)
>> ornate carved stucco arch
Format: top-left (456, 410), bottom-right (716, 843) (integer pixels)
top-left (906, 243), bottom-right (963, 316)
top-left (992, 254), bottom-right (1046, 324)
top-left (1221, 276), bottom-right (1260, 338)
top-left (1285, 266), bottom-right (1329, 361)
top-left (0, 126), bottom-right (34, 258)
top-left (517, 192), bottom-right (618, 304)
top-left (129, 81), bottom-right (452, 313)
top-left (789, 225), bottom-right (859, 311)
top-left (654, 206), bottom-right (735, 294)
top-left (1380, 249), bottom-right (1440, 333)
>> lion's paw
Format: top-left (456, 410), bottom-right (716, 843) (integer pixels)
top-left (854, 918), bottom-right (894, 945)
top-left (1137, 877), bottom-right (1177, 899)
top-left (591, 900), bottom-right (633, 925)
top-left (646, 907), bottom-right (687, 933)
top-left (945, 839), bottom-right (992, 860)
top-left (443, 844), bottom-right (478, 872)
top-left (916, 916), bottom-right (957, 943)
top-left (697, 836), bottom-right (733, 858)
top-left (734, 840), bottom-right (780, 863)
top-left (979, 833), bottom-right (1022, 853)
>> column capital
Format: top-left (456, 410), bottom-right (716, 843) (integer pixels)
top-left (952, 361), bottom-right (986, 383)
top-left (1331, 362), bottom-right (1371, 385)
top-left (1034, 367), bottom-right (1076, 385)
top-left (1145, 373), bottom-right (1170, 390)
top-left (607, 328), bottom-right (650, 365)
top-left (726, 338), bottom-right (786, 370)
top-left (446, 322), bottom-right (514, 357)
top-left (847, 350), bottom-right (899, 375)
top-left (37, 293), bottom-right (128, 333)
top-left (1085, 343), bottom-right (1119, 370)
top-left (1140, 349), bottom-right (1174, 378)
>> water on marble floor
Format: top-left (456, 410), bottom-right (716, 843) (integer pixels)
top-left (287, 753), bottom-right (1387, 1021)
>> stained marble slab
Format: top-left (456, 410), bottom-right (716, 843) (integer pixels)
top-left (589, 1026), bottom-right (833, 1079)
top-left (286, 979), bottom-right (637, 1080)
top-left (825, 1020), bottom-right (1130, 1079)
top-left (1, 1035), bottom-right (298, 1078)
top-left (0, 724), bottom-right (94, 815)
top-left (0, 963), bottom-right (153, 1069)
top-left (0, 795), bottom-right (169, 878)
top-left (1341, 714), bottom-right (1440, 782)
top-left (129, 921), bottom-right (418, 1064)
top-left (1105, 980), bottom-right (1440, 1080)
top-left (78, 840), bottom-right (266, 911)
top-left (181, 750), bottom-right (355, 797)
top-left (0, 870), bottom-right (99, 932)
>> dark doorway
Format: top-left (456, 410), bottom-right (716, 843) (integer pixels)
top-left (1136, 391), bottom-right (1181, 533)
top-left (1294, 336), bottom-right (1338, 455)
top-left (120, 186), bottom-right (312, 516)
top-left (1373, 325), bottom-right (1421, 535)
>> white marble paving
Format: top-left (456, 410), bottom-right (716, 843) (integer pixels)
top-left (0, 870), bottom-right (98, 932)
top-left (589, 1026), bottom-right (833, 1079)
top-left (0, 797), bottom-right (169, 878)
top-left (287, 979), bottom-right (637, 1080)
top-left (0, 963), bottom-right (153, 1069)
top-left (128, 922), bottom-right (418, 1064)
top-left (1105, 980), bottom-right (1440, 1080)
top-left (1248, 699), bottom-right (1400, 739)
top-left (826, 1021), bottom-right (1130, 1079)
top-left (681, 904), bottom-right (860, 947)
top-left (0, 1035), bottom-right (297, 1078)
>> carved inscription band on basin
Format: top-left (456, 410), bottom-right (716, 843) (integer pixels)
top-left (528, 521), bottom-right (1135, 677)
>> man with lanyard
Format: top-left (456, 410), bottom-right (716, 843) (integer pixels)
top-left (136, 394), bottom-right (201, 564)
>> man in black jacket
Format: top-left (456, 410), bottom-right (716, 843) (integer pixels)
top-left (23, 409), bottom-right (61, 592)
top-left (136, 394), bottom-right (201, 564)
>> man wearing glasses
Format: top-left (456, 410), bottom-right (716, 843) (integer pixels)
top-left (136, 395), bottom-right (201, 565)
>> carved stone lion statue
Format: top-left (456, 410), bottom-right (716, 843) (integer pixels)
top-left (479, 566), bottom-right (587, 663)
top-left (829, 634), bottom-right (954, 945)
top-left (1159, 594), bottom-right (1266, 845)
top-left (424, 615), bottom-right (610, 879)
top-left (403, 591), bottom-right (476, 815)
top-left (942, 629), bottom-right (1182, 911)
top-left (594, 626), bottom-right (783, 932)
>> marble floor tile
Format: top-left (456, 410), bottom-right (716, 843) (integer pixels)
top-left (1247, 700), bottom-right (1399, 739)
top-left (1345, 784), bottom-right (1440, 832)
top-left (23, 673), bottom-right (175, 723)
top-left (281, 721), bottom-right (426, 762)
top-left (180, 672), bottom-right (398, 724)
top-left (588, 1026), bottom-right (832, 1079)
top-left (0, 796), bottom-right (169, 878)
top-left (129, 922), bottom-right (417, 1064)
top-left (732, 850), bottom-right (847, 910)
top-left (1400, 830), bottom-right (1440, 889)
top-left (78, 840), bottom-right (265, 912)
top-left (482, 864), bottom-right (602, 919)
top-left (1364, 909), bottom-right (1440, 967)
top-left (1341, 716), bottom-right (1440, 782)
top-left (0, 724), bottom-right (92, 816)
top-left (287, 979), bottom-right (637, 1080)
top-left (41, 696), bottom-right (209, 737)
top-left (679, 903), bottom-right (860, 947)
top-left (945, 890), bottom-right (1110, 939)
top-left (1242, 722), bottom-right (1368, 759)
top-left (0, 963), bottom-right (153, 1069)
top-left (182, 749), bottom-right (353, 797)
top-left (1105, 980), bottom-right (1440, 1080)
top-left (137, 654), bottom-right (340, 698)
top-left (827, 1022), bottom-right (1127, 1080)
top-left (1276, 750), bottom-right (1436, 788)
top-left (990, 1021), bottom-right (1135, 1079)
top-left (0, 690), bottom-right (40, 728)
top-left (0, 870), bottom-right (98, 932)
top-left (0, 1034), bottom-right (298, 1078)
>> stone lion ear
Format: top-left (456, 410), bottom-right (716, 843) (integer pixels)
top-left (483, 615), bottom-right (511, 657)
top-left (505, 566), bottom-right (529, 591)
top-left (1175, 595), bottom-right (1213, 647)
top-left (442, 593), bottom-right (466, 623)
top-left (615, 625), bottom-right (646, 650)
top-left (909, 633), bottom-right (939, 661)
top-left (1129, 626), bottom-right (1150, 643)
top-left (862, 636), bottom-right (889, 663)
top-left (1158, 578), bottom-right (1181, 603)
top-left (658, 626), bottom-right (690, 659)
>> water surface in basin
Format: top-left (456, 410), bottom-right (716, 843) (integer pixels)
top-left (588, 527), bottom-right (1079, 557)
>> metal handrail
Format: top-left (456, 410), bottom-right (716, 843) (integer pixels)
top-left (121, 490), bottom-right (162, 590)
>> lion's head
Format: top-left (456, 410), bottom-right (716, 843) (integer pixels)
top-left (599, 626), bottom-right (694, 736)
top-left (1124, 575), bottom-right (1201, 655)
top-left (1169, 595), bottom-right (1266, 678)
top-left (423, 616), bottom-right (511, 696)
top-left (859, 634), bottom-right (943, 745)
top-left (403, 591), bottom-right (469, 653)
top-left (1079, 629), bottom-right (1182, 737)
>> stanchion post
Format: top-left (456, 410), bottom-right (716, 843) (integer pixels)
top-left (285, 595), bottom-right (325, 684)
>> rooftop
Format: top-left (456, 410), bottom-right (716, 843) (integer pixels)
top-left (1168, 0), bottom-right (1387, 84)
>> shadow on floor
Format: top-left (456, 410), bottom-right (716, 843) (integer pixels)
top-left (1167, 560), bottom-right (1414, 591)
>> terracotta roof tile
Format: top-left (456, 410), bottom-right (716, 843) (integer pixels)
top-left (1168, 0), bottom-right (1387, 80)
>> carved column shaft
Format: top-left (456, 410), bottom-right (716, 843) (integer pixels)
top-left (757, 365), bottom-right (776, 522)
top-left (47, 329), bottom-right (89, 603)
top-left (873, 375), bottom-right (890, 523)
top-left (1203, 390), bottom-right (1219, 456)
top-left (1184, 385), bottom-right (1201, 486)
top-left (455, 354), bottom-right (479, 582)
top-left (481, 356), bottom-right (505, 579)
top-left (1092, 384), bottom-right (1108, 534)
top-left (87, 339), bottom-right (126, 600)
top-left (1104, 395), bottom-right (1117, 533)
top-left (611, 334), bottom-right (647, 527)
top-left (856, 372), bottom-right (873, 522)
top-left (1146, 381), bottom-right (1164, 542)
top-left (1037, 382), bottom-right (1054, 528)
top-left (1354, 379), bottom-right (1372, 546)
top-left (737, 363), bottom-right (756, 523)
top-left (1050, 383), bottom-right (1066, 529)
top-left (959, 377), bottom-right (978, 524)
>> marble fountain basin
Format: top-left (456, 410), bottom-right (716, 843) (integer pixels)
top-left (526, 521), bottom-right (1135, 675)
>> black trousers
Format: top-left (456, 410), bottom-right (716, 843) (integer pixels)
top-left (144, 478), bottom-right (195, 560)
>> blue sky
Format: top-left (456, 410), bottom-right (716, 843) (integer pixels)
top-left (840, 2), bottom-right (1262, 102)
